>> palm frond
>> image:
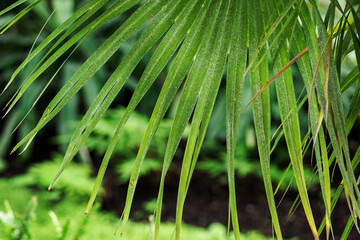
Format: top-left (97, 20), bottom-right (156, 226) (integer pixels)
top-left (2, 0), bottom-right (360, 239)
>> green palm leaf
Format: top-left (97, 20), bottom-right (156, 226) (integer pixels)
top-left (2, 0), bottom-right (360, 239)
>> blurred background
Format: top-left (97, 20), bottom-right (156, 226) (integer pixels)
top-left (0, 0), bottom-right (359, 239)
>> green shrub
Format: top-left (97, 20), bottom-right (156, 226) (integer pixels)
top-left (86, 106), bottom-right (189, 183)
top-left (11, 154), bottom-right (98, 200)
top-left (0, 167), bottom-right (280, 240)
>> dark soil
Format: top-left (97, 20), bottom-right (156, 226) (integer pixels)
top-left (101, 163), bottom-right (359, 240)
top-left (99, 119), bottom-right (360, 239)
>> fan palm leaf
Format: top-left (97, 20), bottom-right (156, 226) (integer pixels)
top-left (2, 0), bottom-right (360, 239)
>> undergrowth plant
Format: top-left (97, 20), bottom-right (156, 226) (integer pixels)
top-left (1, 0), bottom-right (360, 239)
top-left (86, 106), bottom-right (189, 183)
top-left (0, 196), bottom-right (38, 240)
top-left (0, 159), bottom-right (276, 240)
